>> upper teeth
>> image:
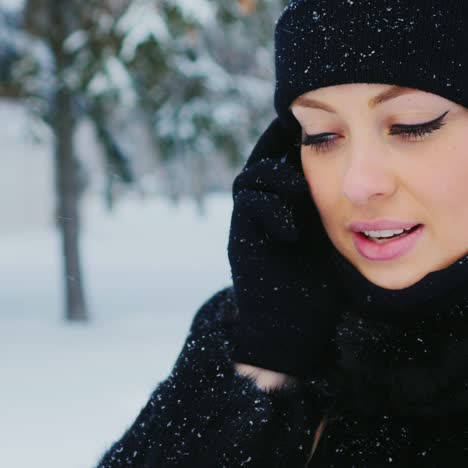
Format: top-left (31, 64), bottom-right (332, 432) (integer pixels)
top-left (363, 227), bottom-right (413, 238)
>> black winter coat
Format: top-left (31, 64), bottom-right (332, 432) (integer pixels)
top-left (96, 287), bottom-right (322, 467)
top-left (96, 286), bottom-right (468, 467)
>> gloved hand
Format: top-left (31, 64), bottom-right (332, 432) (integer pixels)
top-left (228, 117), bottom-right (339, 377)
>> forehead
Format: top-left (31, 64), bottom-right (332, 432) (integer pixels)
top-left (290, 84), bottom-right (445, 111)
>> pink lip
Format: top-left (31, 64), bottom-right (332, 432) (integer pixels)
top-left (351, 224), bottom-right (425, 261)
top-left (349, 219), bottom-right (420, 232)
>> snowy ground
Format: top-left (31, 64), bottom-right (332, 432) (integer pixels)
top-left (1, 193), bottom-right (233, 468)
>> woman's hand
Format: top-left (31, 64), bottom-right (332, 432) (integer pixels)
top-left (234, 362), bottom-right (298, 391)
top-left (228, 117), bottom-right (339, 377)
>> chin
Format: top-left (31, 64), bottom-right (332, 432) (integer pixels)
top-left (360, 267), bottom-right (428, 291)
top-left (335, 242), bottom-right (431, 290)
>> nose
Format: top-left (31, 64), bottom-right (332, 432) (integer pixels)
top-left (342, 141), bottom-right (397, 206)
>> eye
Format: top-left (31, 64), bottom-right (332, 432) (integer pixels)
top-left (388, 110), bottom-right (448, 141)
top-left (301, 132), bottom-right (337, 153)
top-left (301, 110), bottom-right (449, 153)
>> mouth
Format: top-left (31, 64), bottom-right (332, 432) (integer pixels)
top-left (351, 224), bottom-right (425, 261)
top-left (359, 224), bottom-right (422, 243)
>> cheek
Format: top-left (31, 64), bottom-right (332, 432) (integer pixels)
top-left (423, 142), bottom-right (468, 233)
top-left (401, 137), bottom-right (468, 252)
top-left (301, 153), bottom-right (340, 226)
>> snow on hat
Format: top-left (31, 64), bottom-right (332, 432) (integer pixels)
top-left (274, 0), bottom-right (468, 128)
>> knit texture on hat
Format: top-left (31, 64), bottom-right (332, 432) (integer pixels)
top-left (274, 0), bottom-right (468, 128)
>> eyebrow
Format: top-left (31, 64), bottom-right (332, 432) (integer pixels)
top-left (291, 86), bottom-right (418, 112)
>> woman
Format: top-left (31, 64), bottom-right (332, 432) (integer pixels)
top-left (97, 1), bottom-right (468, 466)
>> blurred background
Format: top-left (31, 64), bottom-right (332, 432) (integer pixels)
top-left (0, 0), bottom-right (287, 466)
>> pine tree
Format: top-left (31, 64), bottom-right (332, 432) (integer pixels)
top-left (0, 0), bottom-right (288, 320)
top-left (1, 0), bottom-right (135, 321)
top-left (120, 0), bottom-right (287, 203)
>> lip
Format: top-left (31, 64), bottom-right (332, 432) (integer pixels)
top-left (351, 224), bottom-right (425, 261)
top-left (348, 219), bottom-right (420, 232)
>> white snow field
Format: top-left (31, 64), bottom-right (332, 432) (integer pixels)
top-left (0, 193), bottom-right (233, 468)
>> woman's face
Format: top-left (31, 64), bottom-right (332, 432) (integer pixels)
top-left (291, 83), bottom-right (468, 290)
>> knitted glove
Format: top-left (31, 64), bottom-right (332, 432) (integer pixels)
top-left (228, 117), bottom-right (339, 376)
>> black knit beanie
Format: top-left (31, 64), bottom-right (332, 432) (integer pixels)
top-left (274, 0), bottom-right (468, 129)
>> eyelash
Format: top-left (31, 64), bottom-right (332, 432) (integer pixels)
top-left (301, 110), bottom-right (449, 153)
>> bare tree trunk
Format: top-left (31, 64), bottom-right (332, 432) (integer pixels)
top-left (53, 85), bottom-right (88, 321)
